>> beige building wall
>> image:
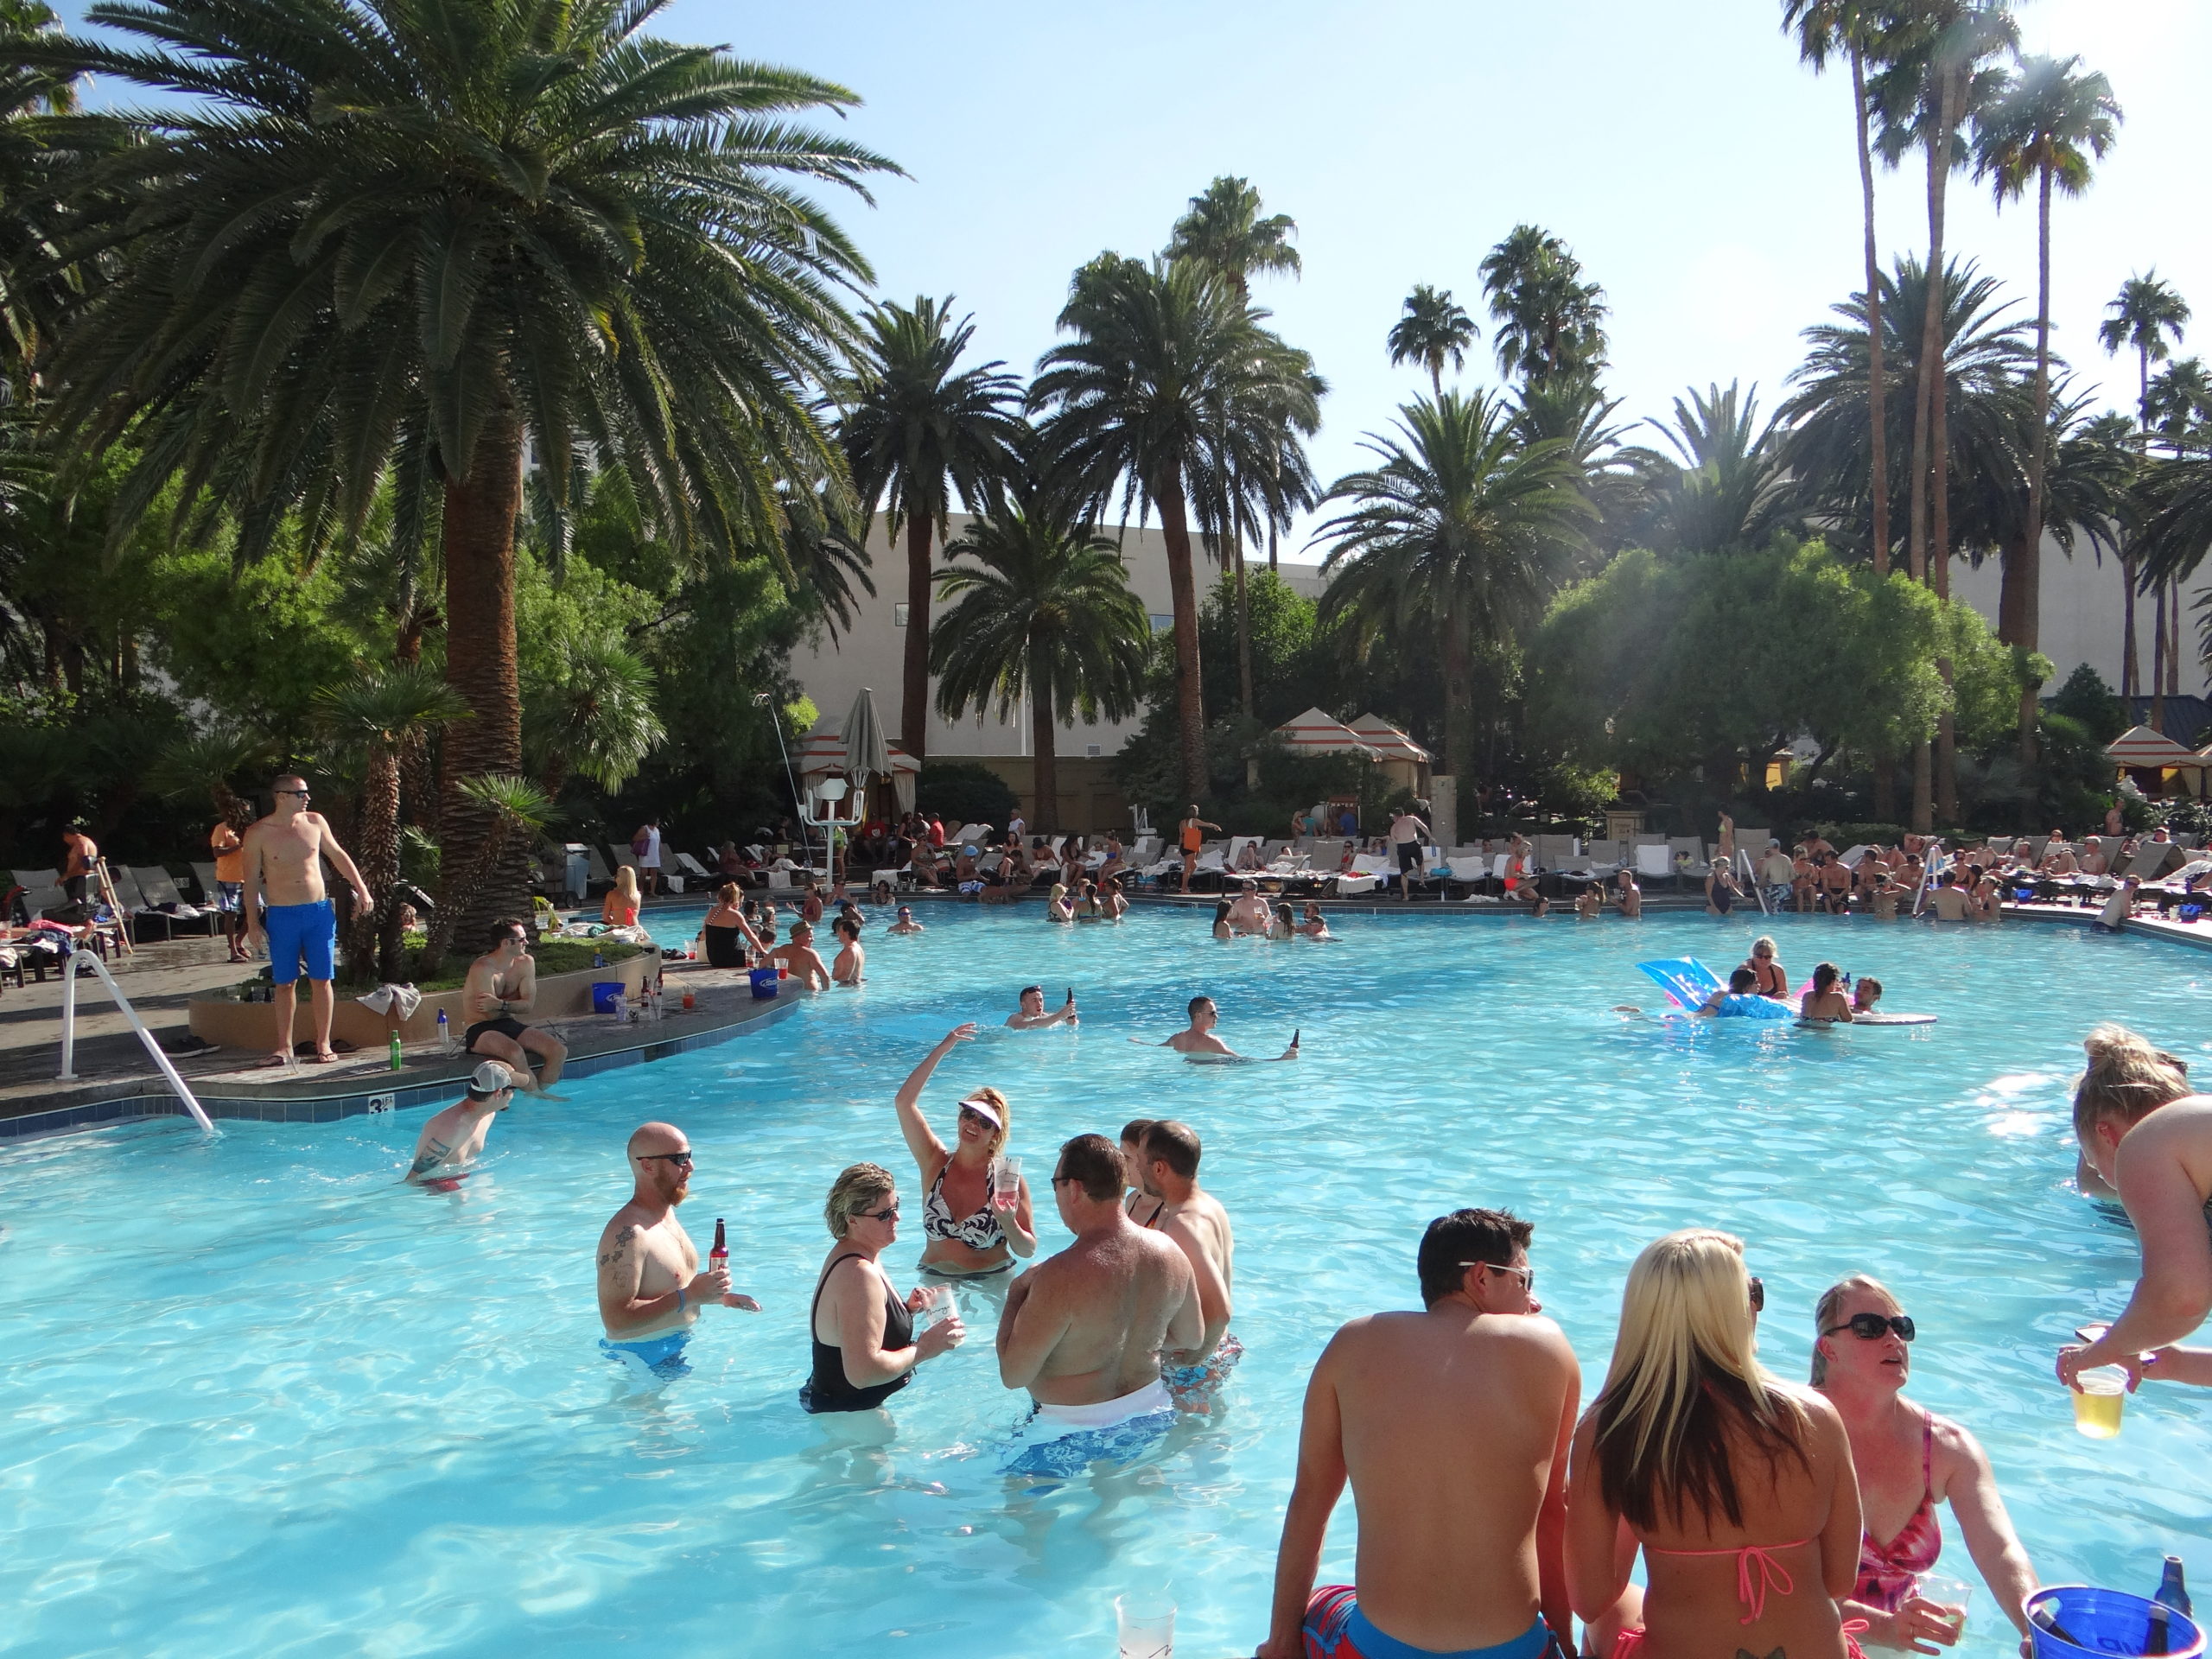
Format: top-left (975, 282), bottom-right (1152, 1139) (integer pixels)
top-left (1948, 541), bottom-right (2211, 702)
top-left (789, 512), bottom-right (1325, 777)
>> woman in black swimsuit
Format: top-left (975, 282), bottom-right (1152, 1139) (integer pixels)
top-left (803, 1163), bottom-right (966, 1414)
top-left (891, 1025), bottom-right (1038, 1277)
top-left (697, 883), bottom-right (766, 969)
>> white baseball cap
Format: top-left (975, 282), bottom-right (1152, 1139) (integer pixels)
top-left (468, 1060), bottom-right (517, 1096)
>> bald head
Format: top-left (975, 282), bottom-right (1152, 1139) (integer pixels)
top-left (627, 1121), bottom-right (686, 1159)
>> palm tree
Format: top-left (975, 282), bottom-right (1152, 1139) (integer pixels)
top-left (1783, 0), bottom-right (1901, 575)
top-left (839, 296), bottom-right (1027, 761)
top-left (33, 0), bottom-right (892, 945)
top-left (1031, 255), bottom-right (1321, 804)
top-left (1166, 176), bottom-right (1305, 713)
top-left (1974, 53), bottom-right (2120, 759)
top-left (2144, 359), bottom-right (2212, 454)
top-left (1478, 226), bottom-right (1609, 387)
top-left (1629, 383), bottom-right (1796, 556)
top-left (2098, 271), bottom-right (2190, 703)
top-left (315, 664), bottom-right (470, 982)
top-left (418, 773), bottom-right (555, 975)
top-left (148, 725), bottom-right (279, 828)
top-left (931, 499), bottom-right (1150, 832)
top-left (522, 632), bottom-right (665, 798)
top-left (1388, 285), bottom-right (1478, 399)
top-left (1316, 391), bottom-right (1592, 790)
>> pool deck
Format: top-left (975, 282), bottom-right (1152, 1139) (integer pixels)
top-left (3, 887), bottom-right (2203, 1143)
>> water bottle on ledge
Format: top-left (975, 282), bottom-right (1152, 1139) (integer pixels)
top-left (435, 1009), bottom-right (451, 1054)
top-left (387, 1032), bottom-right (403, 1071)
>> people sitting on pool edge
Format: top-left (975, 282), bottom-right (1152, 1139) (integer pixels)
top-left (801, 1162), bottom-right (966, 1414)
top-left (1144, 995), bottom-right (1301, 1061)
top-left (1134, 1121), bottom-right (1242, 1413)
top-left (1257, 1206), bottom-right (1578, 1659)
top-left (594, 1121), bottom-right (760, 1381)
top-left (2058, 1027), bottom-right (2212, 1395)
top-left (1567, 1230), bottom-right (1862, 1659)
top-left (1810, 1273), bottom-right (2040, 1650)
top-left (462, 919), bottom-right (568, 1092)
top-left (404, 1058), bottom-right (518, 1188)
top-left (996, 1133), bottom-right (1200, 1478)
top-left (1005, 984), bottom-right (1077, 1029)
top-left (891, 1025), bottom-right (1038, 1280)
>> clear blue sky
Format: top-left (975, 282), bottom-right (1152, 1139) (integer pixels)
top-left (65, 0), bottom-right (2212, 557)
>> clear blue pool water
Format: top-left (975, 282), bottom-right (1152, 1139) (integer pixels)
top-left (3, 906), bottom-right (2209, 1658)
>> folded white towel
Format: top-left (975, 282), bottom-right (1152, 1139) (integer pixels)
top-left (356, 982), bottom-right (423, 1018)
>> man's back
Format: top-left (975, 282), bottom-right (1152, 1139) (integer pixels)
top-left (1013, 1224), bottom-right (1192, 1404)
top-left (1326, 1310), bottom-right (1577, 1648)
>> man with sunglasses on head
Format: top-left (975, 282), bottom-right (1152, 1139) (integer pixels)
top-left (995, 1134), bottom-right (1200, 1478)
top-left (1256, 1207), bottom-right (1580, 1659)
top-left (594, 1122), bottom-right (760, 1381)
top-left (1810, 1274), bottom-right (2038, 1654)
top-left (241, 773), bottom-right (375, 1068)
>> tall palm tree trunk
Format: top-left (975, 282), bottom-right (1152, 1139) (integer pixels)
top-left (345, 744), bottom-right (401, 983)
top-left (1441, 602), bottom-right (1473, 788)
top-left (2151, 583), bottom-right (2167, 733)
top-left (1232, 537), bottom-right (1255, 717)
top-left (1028, 639), bottom-right (1058, 834)
top-left (436, 404), bottom-right (529, 956)
top-left (1853, 47), bottom-right (1890, 576)
top-left (1921, 72), bottom-right (1962, 830)
top-left (2166, 582), bottom-right (2182, 696)
top-left (900, 514), bottom-right (934, 761)
top-left (1157, 471), bottom-right (1209, 805)
top-left (2122, 347), bottom-right (2148, 700)
top-left (2015, 161), bottom-right (2055, 765)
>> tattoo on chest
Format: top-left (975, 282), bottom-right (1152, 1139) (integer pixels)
top-left (597, 1224), bottom-right (638, 1269)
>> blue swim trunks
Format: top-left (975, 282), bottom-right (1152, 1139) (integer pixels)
top-left (263, 898), bottom-right (335, 985)
top-left (1303, 1588), bottom-right (1560, 1659)
top-left (600, 1330), bottom-right (691, 1381)
top-left (1002, 1379), bottom-right (1177, 1478)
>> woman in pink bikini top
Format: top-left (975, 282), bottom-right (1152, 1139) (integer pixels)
top-left (1812, 1274), bottom-right (2040, 1652)
top-left (1567, 1229), bottom-right (1864, 1659)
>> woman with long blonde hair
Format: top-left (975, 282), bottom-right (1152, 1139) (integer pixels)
top-left (600, 863), bottom-right (641, 927)
top-left (889, 1024), bottom-right (1036, 1279)
top-left (1567, 1230), bottom-right (1861, 1659)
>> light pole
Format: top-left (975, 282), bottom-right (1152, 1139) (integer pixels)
top-left (756, 691), bottom-right (810, 869)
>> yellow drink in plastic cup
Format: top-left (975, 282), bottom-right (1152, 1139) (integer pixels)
top-left (2072, 1366), bottom-right (2127, 1438)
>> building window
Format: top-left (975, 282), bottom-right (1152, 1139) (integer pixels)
top-left (1147, 613), bottom-right (1173, 632)
top-left (893, 603), bottom-right (909, 628)
top-left (1085, 743), bottom-right (1102, 759)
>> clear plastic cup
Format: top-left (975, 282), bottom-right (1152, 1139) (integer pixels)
top-left (1920, 1573), bottom-right (1974, 1641)
top-left (994, 1155), bottom-right (1022, 1211)
top-left (2072, 1366), bottom-right (2127, 1438)
top-left (1115, 1594), bottom-right (1174, 1659)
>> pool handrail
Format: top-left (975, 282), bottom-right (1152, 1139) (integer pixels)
top-left (56, 938), bottom-right (217, 1134)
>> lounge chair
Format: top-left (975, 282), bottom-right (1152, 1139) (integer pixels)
top-left (189, 861), bottom-right (223, 904)
top-left (1634, 842), bottom-right (1674, 881)
top-left (676, 851), bottom-right (715, 887)
top-left (586, 845), bottom-right (616, 891)
top-left (132, 866), bottom-right (219, 939)
top-left (2126, 843), bottom-right (2181, 880)
top-left (1667, 837), bottom-right (1708, 887)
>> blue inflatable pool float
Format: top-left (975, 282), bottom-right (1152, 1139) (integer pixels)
top-left (1637, 957), bottom-right (1794, 1020)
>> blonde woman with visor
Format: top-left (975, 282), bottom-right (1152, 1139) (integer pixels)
top-left (890, 1024), bottom-right (1038, 1279)
top-left (1567, 1229), bottom-right (1864, 1659)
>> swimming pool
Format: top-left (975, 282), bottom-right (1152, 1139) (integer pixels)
top-left (3, 906), bottom-right (2208, 1657)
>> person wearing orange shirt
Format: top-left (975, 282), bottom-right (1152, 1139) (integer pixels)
top-left (211, 814), bottom-right (251, 963)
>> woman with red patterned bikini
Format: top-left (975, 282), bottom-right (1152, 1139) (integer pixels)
top-left (1811, 1274), bottom-right (2039, 1653)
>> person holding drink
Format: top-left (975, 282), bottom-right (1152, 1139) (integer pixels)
top-left (1809, 1274), bottom-right (2039, 1652)
top-left (802, 1163), bottom-right (967, 1413)
top-left (890, 1025), bottom-right (1038, 1281)
top-left (2057, 1027), bottom-right (2212, 1402)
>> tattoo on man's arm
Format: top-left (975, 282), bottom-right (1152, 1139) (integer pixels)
top-left (408, 1137), bottom-right (453, 1175)
top-left (597, 1224), bottom-right (638, 1270)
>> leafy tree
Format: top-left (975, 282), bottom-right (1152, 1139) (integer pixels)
top-left (34, 0), bottom-right (893, 942)
top-left (1031, 254), bottom-right (1320, 804)
top-left (2143, 360), bottom-right (2212, 455)
top-left (931, 499), bottom-right (1149, 831)
top-left (522, 632), bottom-right (664, 799)
top-left (1387, 284), bottom-right (1478, 398)
top-left (420, 773), bottom-right (553, 974)
top-left (912, 761), bottom-right (1016, 831)
top-left (838, 296), bottom-right (1027, 760)
top-left (1317, 391), bottom-right (1591, 788)
top-left (1478, 226), bottom-right (1608, 386)
top-left (1975, 53), bottom-right (2120, 758)
top-left (1627, 383), bottom-right (1796, 556)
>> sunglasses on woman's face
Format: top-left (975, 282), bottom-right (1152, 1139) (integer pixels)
top-left (1824, 1313), bottom-right (1915, 1342)
top-left (858, 1204), bottom-right (899, 1223)
top-left (1749, 1275), bottom-right (1764, 1313)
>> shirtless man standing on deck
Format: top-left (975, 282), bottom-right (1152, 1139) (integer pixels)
top-left (242, 774), bottom-right (374, 1066)
top-left (594, 1122), bottom-right (760, 1379)
top-left (995, 1134), bottom-right (1201, 1476)
top-left (1141, 1120), bottom-right (1241, 1413)
top-left (1256, 1207), bottom-right (1580, 1659)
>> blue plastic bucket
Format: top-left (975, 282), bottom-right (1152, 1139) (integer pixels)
top-left (2027, 1586), bottom-right (2203, 1659)
top-left (590, 982), bottom-right (624, 1014)
top-left (748, 967), bottom-right (779, 1001)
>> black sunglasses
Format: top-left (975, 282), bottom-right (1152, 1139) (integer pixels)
top-left (637, 1151), bottom-right (694, 1168)
top-left (1749, 1275), bottom-right (1765, 1313)
top-left (1824, 1313), bottom-right (1915, 1342)
top-left (857, 1204), bottom-right (899, 1223)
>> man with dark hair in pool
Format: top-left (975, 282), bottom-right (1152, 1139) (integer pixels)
top-left (1255, 1207), bottom-right (1579, 1659)
top-left (404, 1059), bottom-right (518, 1188)
top-left (995, 1133), bottom-right (1201, 1476)
top-left (1005, 984), bottom-right (1077, 1029)
top-left (594, 1122), bottom-right (760, 1380)
top-left (1145, 995), bottom-right (1300, 1062)
top-left (1140, 1120), bottom-right (1241, 1413)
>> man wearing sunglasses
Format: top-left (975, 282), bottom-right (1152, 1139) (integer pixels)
top-left (241, 773), bottom-right (376, 1068)
top-left (594, 1122), bottom-right (760, 1381)
top-left (1257, 1207), bottom-right (1580, 1659)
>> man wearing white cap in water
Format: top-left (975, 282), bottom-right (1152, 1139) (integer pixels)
top-left (404, 1059), bottom-right (518, 1189)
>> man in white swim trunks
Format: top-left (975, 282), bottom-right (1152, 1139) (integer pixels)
top-left (995, 1134), bottom-right (1201, 1477)
top-left (1139, 1120), bottom-right (1240, 1413)
top-left (404, 1060), bottom-right (516, 1188)
top-left (594, 1121), bottom-right (760, 1379)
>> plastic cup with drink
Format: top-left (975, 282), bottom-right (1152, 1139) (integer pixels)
top-left (992, 1155), bottom-right (1022, 1212)
top-left (1918, 1573), bottom-right (1974, 1643)
top-left (1114, 1594), bottom-right (1175, 1659)
top-left (2071, 1366), bottom-right (2128, 1438)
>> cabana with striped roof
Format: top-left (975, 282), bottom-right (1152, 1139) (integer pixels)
top-left (1274, 707), bottom-right (1379, 760)
top-left (2107, 725), bottom-right (2209, 797)
top-left (1348, 713), bottom-right (1432, 794)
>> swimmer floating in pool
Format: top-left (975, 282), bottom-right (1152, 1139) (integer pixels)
top-left (1135, 995), bottom-right (1300, 1062)
top-left (404, 1059), bottom-right (517, 1188)
top-left (594, 1121), bottom-right (760, 1381)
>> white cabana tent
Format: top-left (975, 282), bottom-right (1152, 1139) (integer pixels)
top-left (2107, 725), bottom-right (2209, 798)
top-left (1348, 713), bottom-right (1432, 794)
top-left (1274, 708), bottom-right (1378, 760)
